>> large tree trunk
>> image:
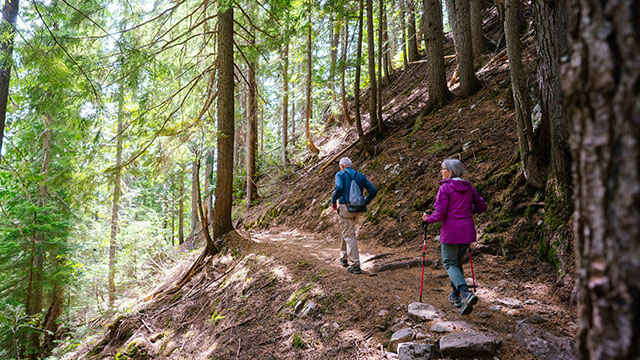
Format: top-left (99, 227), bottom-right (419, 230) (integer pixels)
top-left (190, 158), bottom-right (200, 237)
top-left (366, 0), bottom-right (382, 135)
top-left (377, 0), bottom-right (384, 128)
top-left (504, 0), bottom-right (545, 188)
top-left (178, 168), bottom-right (184, 245)
top-left (305, 5), bottom-right (320, 155)
top-left (423, 0), bottom-right (453, 108)
top-left (444, 0), bottom-right (458, 47)
top-left (355, 0), bottom-right (374, 155)
top-left (329, 10), bottom-right (339, 106)
top-left (406, 0), bottom-right (419, 62)
top-left (211, 3), bottom-right (235, 244)
top-left (533, 0), bottom-right (570, 189)
top-left (204, 149), bottom-right (214, 222)
top-left (281, 38), bottom-right (289, 164)
top-left (470, 0), bottom-right (488, 57)
top-left (247, 32), bottom-right (258, 206)
top-left (399, 0), bottom-right (409, 67)
top-left (340, 19), bottom-right (352, 126)
top-left (0, 0), bottom-right (19, 155)
top-left (563, 1), bottom-right (640, 358)
top-left (453, 0), bottom-right (480, 96)
top-left (108, 98), bottom-right (124, 307)
top-left (382, 5), bottom-right (392, 84)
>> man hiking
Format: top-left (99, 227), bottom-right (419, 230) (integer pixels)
top-left (331, 157), bottom-right (377, 274)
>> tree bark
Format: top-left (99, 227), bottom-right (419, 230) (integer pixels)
top-left (406, 0), bottom-right (419, 62)
top-left (204, 150), bottom-right (213, 221)
top-left (399, 0), bottom-right (409, 67)
top-left (108, 95), bottom-right (124, 308)
top-left (377, 0), bottom-right (384, 126)
top-left (340, 19), bottom-right (352, 125)
top-left (505, 0), bottom-right (545, 188)
top-left (281, 37), bottom-right (289, 164)
top-left (190, 158), bottom-right (200, 236)
top-left (0, 0), bottom-right (19, 155)
top-left (211, 3), bottom-right (235, 245)
top-left (423, 0), bottom-right (453, 108)
top-left (444, 0), bottom-right (458, 48)
top-left (470, 0), bottom-right (488, 57)
top-left (329, 10), bottom-right (339, 105)
top-left (366, 0), bottom-right (382, 135)
top-left (247, 31), bottom-right (258, 206)
top-left (453, 0), bottom-right (480, 96)
top-left (355, 0), bottom-right (374, 155)
top-left (305, 4), bottom-right (320, 155)
top-left (382, 4), bottom-right (392, 83)
top-left (178, 167), bottom-right (184, 245)
top-left (563, 1), bottom-right (640, 358)
top-left (533, 0), bottom-right (570, 189)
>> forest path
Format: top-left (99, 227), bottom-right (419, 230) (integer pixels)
top-left (245, 225), bottom-right (577, 359)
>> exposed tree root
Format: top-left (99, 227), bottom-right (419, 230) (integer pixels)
top-left (375, 258), bottom-right (434, 272)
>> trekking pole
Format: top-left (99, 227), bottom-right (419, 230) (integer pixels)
top-left (468, 247), bottom-right (476, 293)
top-left (419, 222), bottom-right (427, 302)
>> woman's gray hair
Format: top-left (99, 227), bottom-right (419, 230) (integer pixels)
top-left (442, 158), bottom-right (466, 178)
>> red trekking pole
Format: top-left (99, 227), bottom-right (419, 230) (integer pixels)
top-left (419, 222), bottom-right (427, 302)
top-left (468, 247), bottom-right (476, 293)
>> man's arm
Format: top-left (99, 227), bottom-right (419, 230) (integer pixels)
top-left (330, 172), bottom-right (343, 206)
top-left (362, 175), bottom-right (377, 205)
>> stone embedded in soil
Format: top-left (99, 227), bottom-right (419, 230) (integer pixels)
top-left (439, 331), bottom-right (502, 358)
top-left (378, 309), bottom-right (389, 316)
top-left (397, 342), bottom-right (436, 360)
top-left (489, 305), bottom-right (502, 312)
top-left (299, 301), bottom-right (316, 317)
top-left (389, 328), bottom-right (415, 352)
top-left (515, 320), bottom-right (576, 360)
top-left (430, 321), bottom-right (472, 333)
top-left (408, 302), bottom-right (442, 322)
top-left (478, 312), bottom-right (491, 319)
top-left (525, 299), bottom-right (538, 305)
top-left (528, 314), bottom-right (546, 324)
top-left (495, 298), bottom-right (523, 308)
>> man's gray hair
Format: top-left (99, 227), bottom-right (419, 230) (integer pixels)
top-left (339, 157), bottom-right (353, 167)
top-left (443, 158), bottom-right (466, 178)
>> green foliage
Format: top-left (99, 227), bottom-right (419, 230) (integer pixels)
top-left (292, 333), bottom-right (306, 349)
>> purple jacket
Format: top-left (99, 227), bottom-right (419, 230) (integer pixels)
top-left (425, 178), bottom-right (487, 244)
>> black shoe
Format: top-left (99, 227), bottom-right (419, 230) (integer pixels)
top-left (448, 293), bottom-right (463, 308)
top-left (460, 293), bottom-right (478, 315)
top-left (341, 259), bottom-right (349, 267)
top-left (347, 265), bottom-right (362, 274)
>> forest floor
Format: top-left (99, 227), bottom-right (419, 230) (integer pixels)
top-left (63, 9), bottom-right (578, 359)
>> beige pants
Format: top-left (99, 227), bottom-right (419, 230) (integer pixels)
top-left (338, 204), bottom-right (361, 266)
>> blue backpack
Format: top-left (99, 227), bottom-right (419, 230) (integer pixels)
top-left (345, 171), bottom-right (366, 213)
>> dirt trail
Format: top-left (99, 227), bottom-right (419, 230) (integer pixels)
top-left (244, 225), bottom-right (576, 359)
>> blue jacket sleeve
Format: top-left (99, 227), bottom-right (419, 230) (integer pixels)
top-left (331, 172), bottom-right (343, 205)
top-left (362, 175), bottom-right (377, 205)
top-left (426, 186), bottom-right (449, 223)
top-left (471, 186), bottom-right (487, 214)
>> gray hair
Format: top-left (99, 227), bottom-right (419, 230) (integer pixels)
top-left (442, 158), bottom-right (466, 178)
top-left (339, 157), bottom-right (353, 167)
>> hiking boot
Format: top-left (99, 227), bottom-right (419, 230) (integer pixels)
top-left (460, 293), bottom-right (478, 315)
top-left (347, 265), bottom-right (362, 274)
top-left (340, 259), bottom-right (349, 267)
top-left (448, 293), bottom-right (463, 308)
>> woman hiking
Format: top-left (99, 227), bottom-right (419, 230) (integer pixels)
top-left (422, 159), bottom-right (487, 315)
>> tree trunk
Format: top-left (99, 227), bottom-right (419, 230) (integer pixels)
top-left (305, 5), bottom-right (320, 155)
top-left (171, 198), bottom-right (175, 247)
top-left (190, 158), bottom-right (200, 237)
top-left (367, 0), bottom-right (382, 135)
top-left (108, 98), bottom-right (124, 308)
top-left (329, 10), bottom-right (339, 105)
top-left (377, 0), bottom-right (384, 126)
top-left (444, 0), bottom-right (458, 48)
top-left (533, 0), bottom-right (570, 189)
top-left (281, 38), bottom-right (289, 164)
top-left (406, 0), bottom-right (419, 62)
top-left (204, 149), bottom-right (213, 222)
top-left (504, 0), bottom-right (545, 188)
top-left (399, 0), bottom-right (409, 67)
top-left (382, 4), bottom-right (392, 83)
top-left (340, 19), bottom-right (352, 126)
top-left (563, 1), bottom-right (640, 358)
top-left (211, 4), bottom-right (235, 245)
top-left (355, 0), bottom-right (374, 155)
top-left (247, 31), bottom-right (258, 206)
top-left (291, 98), bottom-right (296, 145)
top-left (453, 0), bottom-right (480, 96)
top-left (423, 0), bottom-right (453, 108)
top-left (0, 0), bottom-right (19, 155)
top-left (178, 168), bottom-right (184, 245)
top-left (470, 0), bottom-right (488, 57)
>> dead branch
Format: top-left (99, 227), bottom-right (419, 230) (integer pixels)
top-left (375, 259), bottom-right (433, 273)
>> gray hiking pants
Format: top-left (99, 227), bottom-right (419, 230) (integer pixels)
top-left (338, 204), bottom-right (361, 266)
